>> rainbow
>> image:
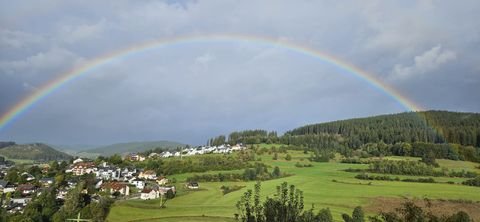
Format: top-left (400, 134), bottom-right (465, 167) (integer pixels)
top-left (0, 33), bottom-right (423, 131)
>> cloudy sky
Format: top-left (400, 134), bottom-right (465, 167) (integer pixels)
top-left (1, 1), bottom-right (479, 146)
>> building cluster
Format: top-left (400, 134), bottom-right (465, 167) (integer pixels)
top-left (127, 144), bottom-right (247, 161)
top-left (0, 158), bottom-right (176, 213)
top-left (0, 144), bottom-right (245, 214)
top-left (0, 175), bottom-right (57, 214)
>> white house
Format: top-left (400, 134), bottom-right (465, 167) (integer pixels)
top-left (11, 198), bottom-right (32, 206)
top-left (156, 177), bottom-right (169, 185)
top-left (73, 158), bottom-right (84, 164)
top-left (148, 153), bottom-right (159, 158)
top-left (21, 172), bottom-right (35, 182)
top-left (138, 170), bottom-right (157, 180)
top-left (56, 189), bottom-right (68, 199)
top-left (0, 180), bottom-right (15, 193)
top-left (140, 188), bottom-right (159, 200)
top-left (100, 182), bottom-right (130, 196)
top-left (129, 178), bottom-right (145, 190)
top-left (161, 151), bottom-right (173, 158)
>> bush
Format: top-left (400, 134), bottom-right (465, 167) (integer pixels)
top-left (285, 154), bottom-right (292, 161)
top-left (462, 176), bottom-right (480, 187)
top-left (220, 185), bottom-right (245, 195)
top-left (295, 162), bottom-right (313, 168)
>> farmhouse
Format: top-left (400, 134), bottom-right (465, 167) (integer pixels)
top-left (139, 170), bottom-right (157, 180)
top-left (156, 176), bottom-right (169, 185)
top-left (0, 180), bottom-right (15, 193)
top-left (140, 188), bottom-right (159, 200)
top-left (17, 184), bottom-right (36, 196)
top-left (39, 178), bottom-right (54, 187)
top-left (100, 182), bottom-right (130, 196)
top-left (73, 158), bottom-right (84, 164)
top-left (129, 177), bottom-right (145, 189)
top-left (70, 162), bottom-right (96, 176)
top-left (125, 153), bottom-right (146, 162)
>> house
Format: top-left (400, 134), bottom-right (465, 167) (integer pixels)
top-left (73, 158), bottom-right (84, 164)
top-left (140, 188), bottom-right (159, 200)
top-left (120, 168), bottom-right (137, 177)
top-left (158, 185), bottom-right (176, 195)
top-left (41, 165), bottom-right (51, 174)
top-left (125, 153), bottom-right (146, 162)
top-left (138, 170), bottom-right (157, 180)
top-left (70, 162), bottom-right (96, 176)
top-left (67, 180), bottom-right (78, 189)
top-left (161, 151), bottom-right (173, 158)
top-left (100, 182), bottom-right (130, 196)
top-left (17, 184), bottom-right (36, 195)
top-left (21, 172), bottom-right (35, 182)
top-left (95, 166), bottom-right (119, 180)
top-left (39, 178), bottom-right (54, 187)
top-left (186, 182), bottom-right (199, 189)
top-left (148, 152), bottom-right (159, 158)
top-left (11, 197), bottom-right (32, 206)
top-left (129, 178), bottom-right (145, 190)
top-left (156, 177), bottom-right (169, 185)
top-left (0, 180), bottom-right (15, 193)
top-left (56, 189), bottom-right (68, 199)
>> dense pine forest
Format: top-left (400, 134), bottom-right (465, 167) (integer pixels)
top-left (287, 110), bottom-right (480, 147)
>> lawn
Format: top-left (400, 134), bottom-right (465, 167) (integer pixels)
top-left (107, 150), bottom-right (480, 222)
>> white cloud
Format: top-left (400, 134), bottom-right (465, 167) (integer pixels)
top-left (391, 45), bottom-right (456, 80)
top-left (58, 19), bottom-right (107, 44)
top-left (0, 47), bottom-right (83, 73)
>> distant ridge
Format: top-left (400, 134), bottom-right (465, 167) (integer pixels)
top-left (82, 140), bottom-right (185, 156)
top-left (0, 143), bottom-right (72, 161)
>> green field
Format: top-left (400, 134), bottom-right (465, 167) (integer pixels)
top-left (107, 149), bottom-right (480, 222)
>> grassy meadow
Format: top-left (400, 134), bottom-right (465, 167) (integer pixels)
top-left (107, 146), bottom-right (480, 222)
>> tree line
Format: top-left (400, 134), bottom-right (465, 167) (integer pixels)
top-left (187, 164), bottom-right (283, 182)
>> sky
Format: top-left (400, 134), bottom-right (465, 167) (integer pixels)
top-left (1, 0), bottom-right (479, 146)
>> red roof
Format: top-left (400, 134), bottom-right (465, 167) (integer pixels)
top-left (141, 188), bottom-right (153, 193)
top-left (74, 162), bottom-right (95, 168)
top-left (101, 182), bottom-right (127, 191)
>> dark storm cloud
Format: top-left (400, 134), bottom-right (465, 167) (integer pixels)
top-left (1, 0), bottom-right (479, 145)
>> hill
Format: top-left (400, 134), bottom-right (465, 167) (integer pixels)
top-left (49, 143), bottom-right (98, 152)
top-left (82, 140), bottom-right (185, 156)
top-left (286, 110), bottom-right (480, 147)
top-left (0, 143), bottom-right (72, 161)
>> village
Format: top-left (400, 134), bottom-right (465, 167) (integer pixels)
top-left (0, 144), bottom-right (246, 214)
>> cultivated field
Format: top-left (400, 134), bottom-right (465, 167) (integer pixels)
top-left (107, 146), bottom-right (480, 222)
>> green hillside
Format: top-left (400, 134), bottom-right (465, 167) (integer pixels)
top-left (83, 140), bottom-right (185, 156)
top-left (107, 147), bottom-right (480, 222)
top-left (287, 110), bottom-right (480, 147)
top-left (0, 143), bottom-right (72, 161)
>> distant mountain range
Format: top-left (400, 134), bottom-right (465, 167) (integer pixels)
top-left (79, 140), bottom-right (185, 157)
top-left (0, 143), bottom-right (72, 161)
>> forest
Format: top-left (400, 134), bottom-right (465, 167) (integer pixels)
top-left (208, 111), bottom-right (480, 163)
top-left (287, 111), bottom-right (480, 147)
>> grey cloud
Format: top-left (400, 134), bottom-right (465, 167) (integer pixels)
top-left (0, 1), bottom-right (479, 145)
